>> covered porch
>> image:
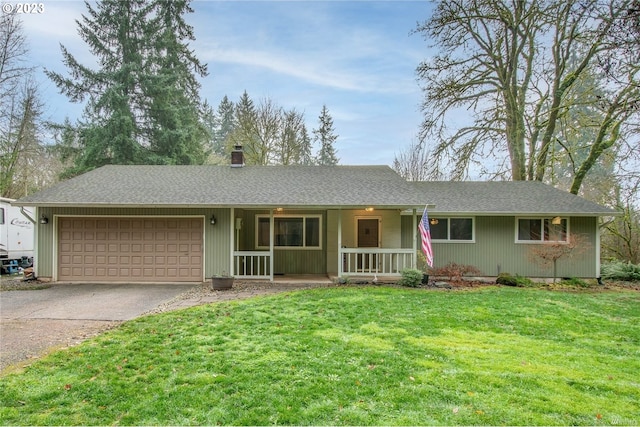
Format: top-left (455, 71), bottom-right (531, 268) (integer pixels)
top-left (230, 207), bottom-right (420, 281)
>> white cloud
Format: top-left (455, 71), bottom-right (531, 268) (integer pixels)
top-left (20, 1), bottom-right (85, 40)
top-left (199, 43), bottom-right (416, 95)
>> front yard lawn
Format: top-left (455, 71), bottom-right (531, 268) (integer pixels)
top-left (1, 286), bottom-right (639, 425)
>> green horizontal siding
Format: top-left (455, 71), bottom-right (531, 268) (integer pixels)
top-left (402, 215), bottom-right (599, 278)
top-left (233, 209), bottom-right (327, 275)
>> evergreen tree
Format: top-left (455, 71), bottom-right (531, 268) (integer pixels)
top-left (46, 0), bottom-right (208, 175)
top-left (313, 105), bottom-right (339, 165)
top-left (214, 95), bottom-right (235, 156)
top-left (229, 91), bottom-right (259, 164)
top-left (277, 108), bottom-right (305, 165)
top-left (200, 100), bottom-right (217, 156)
top-left (299, 124), bottom-right (314, 165)
top-left (144, 0), bottom-right (208, 165)
top-left (46, 0), bottom-right (148, 173)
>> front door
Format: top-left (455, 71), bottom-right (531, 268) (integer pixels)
top-left (357, 218), bottom-right (379, 271)
top-left (357, 218), bottom-right (379, 248)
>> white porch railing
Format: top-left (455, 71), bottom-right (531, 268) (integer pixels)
top-left (340, 248), bottom-right (415, 276)
top-left (233, 248), bottom-right (415, 279)
top-left (233, 251), bottom-right (271, 279)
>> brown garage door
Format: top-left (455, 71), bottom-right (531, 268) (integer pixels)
top-left (58, 217), bottom-right (203, 282)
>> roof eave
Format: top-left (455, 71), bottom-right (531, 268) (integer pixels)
top-left (12, 202), bottom-right (431, 210)
top-left (426, 211), bottom-right (621, 217)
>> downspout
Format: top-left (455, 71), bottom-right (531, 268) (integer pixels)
top-left (269, 209), bottom-right (274, 282)
top-left (412, 208), bottom-right (417, 269)
top-left (596, 216), bottom-right (604, 282)
top-left (597, 215), bottom-right (617, 284)
top-left (230, 207), bottom-right (235, 277)
top-left (337, 210), bottom-right (342, 277)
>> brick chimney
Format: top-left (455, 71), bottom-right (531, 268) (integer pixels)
top-left (231, 145), bottom-right (244, 167)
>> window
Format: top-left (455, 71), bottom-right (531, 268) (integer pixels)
top-left (516, 218), bottom-right (568, 243)
top-left (257, 215), bottom-right (322, 249)
top-left (0, 208), bottom-right (4, 225)
top-left (427, 217), bottom-right (474, 242)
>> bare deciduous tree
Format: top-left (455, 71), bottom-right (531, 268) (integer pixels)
top-left (0, 12), bottom-right (48, 198)
top-left (416, 0), bottom-right (639, 195)
top-left (602, 182), bottom-right (640, 263)
top-left (392, 140), bottom-right (434, 181)
top-left (529, 234), bottom-right (591, 282)
top-left (228, 93), bottom-right (312, 165)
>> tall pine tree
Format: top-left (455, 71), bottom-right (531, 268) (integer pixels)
top-left (314, 105), bottom-right (339, 165)
top-left (214, 95), bottom-right (235, 157)
top-left (144, 0), bottom-right (208, 165)
top-left (229, 91), bottom-right (260, 164)
top-left (46, 0), bottom-right (208, 175)
top-left (46, 0), bottom-right (148, 174)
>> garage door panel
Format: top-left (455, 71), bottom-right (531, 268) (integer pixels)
top-left (58, 217), bottom-right (203, 282)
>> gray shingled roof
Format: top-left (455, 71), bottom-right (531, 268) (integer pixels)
top-left (13, 165), bottom-right (427, 209)
top-left (13, 165), bottom-right (617, 216)
top-left (414, 181), bottom-right (617, 216)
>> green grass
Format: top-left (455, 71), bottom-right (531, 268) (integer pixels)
top-left (1, 286), bottom-right (639, 425)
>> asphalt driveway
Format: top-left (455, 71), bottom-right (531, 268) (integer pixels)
top-left (1, 283), bottom-right (194, 321)
top-left (0, 283), bottom-right (195, 371)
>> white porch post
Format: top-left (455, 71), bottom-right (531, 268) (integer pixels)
top-left (269, 209), bottom-right (274, 282)
top-left (412, 208), bottom-right (417, 269)
top-left (337, 210), bottom-right (343, 276)
top-left (230, 207), bottom-right (235, 277)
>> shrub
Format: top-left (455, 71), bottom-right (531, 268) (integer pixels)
top-left (601, 261), bottom-right (640, 281)
top-left (558, 277), bottom-right (590, 287)
top-left (496, 273), bottom-right (532, 287)
top-left (336, 276), bottom-right (352, 285)
top-left (431, 262), bottom-right (481, 282)
top-left (398, 268), bottom-right (423, 287)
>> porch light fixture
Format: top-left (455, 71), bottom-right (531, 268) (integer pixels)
top-left (276, 207), bottom-right (284, 212)
top-left (210, 215), bottom-right (216, 225)
top-left (430, 218), bottom-right (439, 225)
top-left (39, 214), bottom-right (49, 225)
top-left (551, 216), bottom-right (562, 225)
top-left (365, 207), bottom-right (374, 212)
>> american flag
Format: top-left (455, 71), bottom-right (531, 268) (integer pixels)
top-left (419, 206), bottom-right (434, 268)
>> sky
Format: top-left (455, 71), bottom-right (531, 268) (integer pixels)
top-left (15, 0), bottom-right (433, 166)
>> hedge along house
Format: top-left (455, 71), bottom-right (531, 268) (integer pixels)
top-left (12, 153), bottom-right (428, 283)
top-left (404, 182), bottom-right (618, 279)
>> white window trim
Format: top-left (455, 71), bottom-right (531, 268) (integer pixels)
top-left (256, 214), bottom-right (323, 250)
top-left (428, 216), bottom-right (475, 243)
top-left (515, 217), bottom-right (570, 244)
